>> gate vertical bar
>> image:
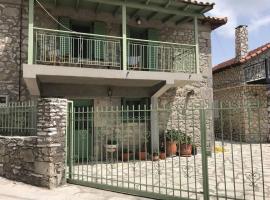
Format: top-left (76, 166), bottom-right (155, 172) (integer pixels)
top-left (67, 101), bottom-right (74, 179)
top-left (200, 107), bottom-right (209, 200)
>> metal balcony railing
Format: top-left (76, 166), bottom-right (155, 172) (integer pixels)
top-left (244, 60), bottom-right (267, 83)
top-left (127, 38), bottom-right (196, 73)
top-left (34, 28), bottom-right (122, 69)
top-left (34, 27), bottom-right (197, 73)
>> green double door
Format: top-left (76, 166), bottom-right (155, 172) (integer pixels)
top-left (70, 100), bottom-right (94, 163)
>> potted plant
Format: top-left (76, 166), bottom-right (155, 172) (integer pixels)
top-left (159, 139), bottom-right (166, 160)
top-left (152, 152), bottom-right (159, 161)
top-left (159, 150), bottom-right (166, 160)
top-left (179, 133), bottom-right (192, 157)
top-left (165, 129), bottom-right (181, 156)
top-left (122, 148), bottom-right (133, 162)
top-left (136, 144), bottom-right (147, 160)
top-left (105, 138), bottom-right (118, 153)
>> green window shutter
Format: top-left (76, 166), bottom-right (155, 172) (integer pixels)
top-left (147, 29), bottom-right (159, 71)
top-left (58, 17), bottom-right (71, 56)
top-left (93, 21), bottom-right (107, 60)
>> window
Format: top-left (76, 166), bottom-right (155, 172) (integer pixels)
top-left (122, 98), bottom-right (150, 122)
top-left (0, 95), bottom-right (8, 105)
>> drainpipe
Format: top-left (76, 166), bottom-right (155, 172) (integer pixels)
top-left (151, 83), bottom-right (173, 152)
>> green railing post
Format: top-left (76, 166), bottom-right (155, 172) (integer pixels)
top-left (28, 0), bottom-right (34, 64)
top-left (200, 108), bottom-right (210, 200)
top-left (67, 101), bottom-right (74, 179)
top-left (194, 16), bottom-right (199, 74)
top-left (122, 4), bottom-right (127, 70)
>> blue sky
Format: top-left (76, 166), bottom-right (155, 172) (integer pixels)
top-left (205, 0), bottom-right (270, 66)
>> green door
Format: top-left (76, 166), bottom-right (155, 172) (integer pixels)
top-left (58, 17), bottom-right (71, 60)
top-left (93, 21), bottom-right (107, 61)
top-left (73, 99), bottom-right (94, 162)
top-left (147, 29), bottom-right (159, 71)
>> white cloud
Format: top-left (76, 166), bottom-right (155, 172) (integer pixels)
top-left (204, 0), bottom-right (270, 38)
top-left (249, 15), bottom-right (270, 32)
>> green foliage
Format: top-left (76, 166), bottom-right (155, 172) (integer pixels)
top-left (165, 129), bottom-right (192, 144)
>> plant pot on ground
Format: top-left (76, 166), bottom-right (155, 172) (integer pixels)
top-left (179, 134), bottom-right (192, 157)
top-left (122, 148), bottom-right (133, 162)
top-left (105, 139), bottom-right (118, 153)
top-left (159, 152), bottom-right (166, 160)
top-left (152, 152), bottom-right (159, 161)
top-left (165, 129), bottom-right (182, 156)
top-left (136, 146), bottom-right (147, 160)
top-left (159, 144), bottom-right (166, 160)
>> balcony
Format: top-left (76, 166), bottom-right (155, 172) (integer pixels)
top-left (34, 28), bottom-right (196, 73)
top-left (24, 0), bottom-right (210, 97)
top-left (244, 59), bottom-right (270, 84)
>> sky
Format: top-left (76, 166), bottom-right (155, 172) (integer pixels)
top-left (205, 0), bottom-right (270, 66)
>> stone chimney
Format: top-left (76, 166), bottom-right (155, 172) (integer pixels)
top-left (235, 25), bottom-right (248, 61)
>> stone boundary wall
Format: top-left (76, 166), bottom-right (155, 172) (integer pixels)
top-left (0, 98), bottom-right (67, 188)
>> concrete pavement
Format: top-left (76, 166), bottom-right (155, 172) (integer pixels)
top-left (0, 177), bottom-right (150, 200)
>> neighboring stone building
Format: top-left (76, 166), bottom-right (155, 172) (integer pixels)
top-left (213, 25), bottom-right (270, 142)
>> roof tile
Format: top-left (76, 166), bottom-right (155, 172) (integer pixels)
top-left (213, 42), bottom-right (270, 73)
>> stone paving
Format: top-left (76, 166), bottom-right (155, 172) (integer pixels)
top-left (70, 141), bottom-right (270, 200)
top-left (0, 177), bottom-right (150, 200)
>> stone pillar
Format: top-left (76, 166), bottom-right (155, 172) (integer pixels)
top-left (235, 25), bottom-right (248, 61)
top-left (36, 98), bottom-right (67, 188)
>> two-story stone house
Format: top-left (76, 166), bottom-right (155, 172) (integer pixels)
top-left (0, 0), bottom-right (226, 154)
top-left (213, 25), bottom-right (270, 142)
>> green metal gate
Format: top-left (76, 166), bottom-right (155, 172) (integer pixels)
top-left (66, 102), bottom-right (269, 200)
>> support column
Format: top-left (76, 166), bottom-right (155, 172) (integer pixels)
top-left (28, 0), bottom-right (34, 64)
top-left (151, 97), bottom-right (159, 152)
top-left (194, 16), bottom-right (199, 74)
top-left (151, 84), bottom-right (173, 152)
top-left (122, 4), bottom-right (127, 70)
top-left (36, 98), bottom-right (67, 188)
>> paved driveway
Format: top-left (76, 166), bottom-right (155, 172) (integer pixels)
top-left (0, 177), bottom-right (150, 200)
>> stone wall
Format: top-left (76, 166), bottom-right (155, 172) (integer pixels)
top-left (0, 98), bottom-right (67, 188)
top-left (213, 49), bottom-right (270, 142)
top-left (0, 0), bottom-right (29, 101)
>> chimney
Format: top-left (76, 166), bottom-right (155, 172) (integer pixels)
top-left (235, 25), bottom-right (248, 61)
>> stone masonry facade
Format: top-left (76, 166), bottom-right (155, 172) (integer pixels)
top-left (0, 98), bottom-right (67, 188)
top-left (235, 25), bottom-right (248, 61)
top-left (213, 47), bottom-right (270, 142)
top-left (0, 0), bottom-right (30, 101)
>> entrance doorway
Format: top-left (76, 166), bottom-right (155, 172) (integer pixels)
top-left (73, 99), bottom-right (94, 162)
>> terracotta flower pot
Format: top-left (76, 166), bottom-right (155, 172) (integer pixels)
top-left (123, 152), bottom-right (133, 161)
top-left (136, 152), bottom-right (147, 160)
top-left (166, 141), bottom-right (177, 156)
top-left (159, 152), bottom-right (166, 160)
top-left (180, 144), bottom-right (192, 157)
